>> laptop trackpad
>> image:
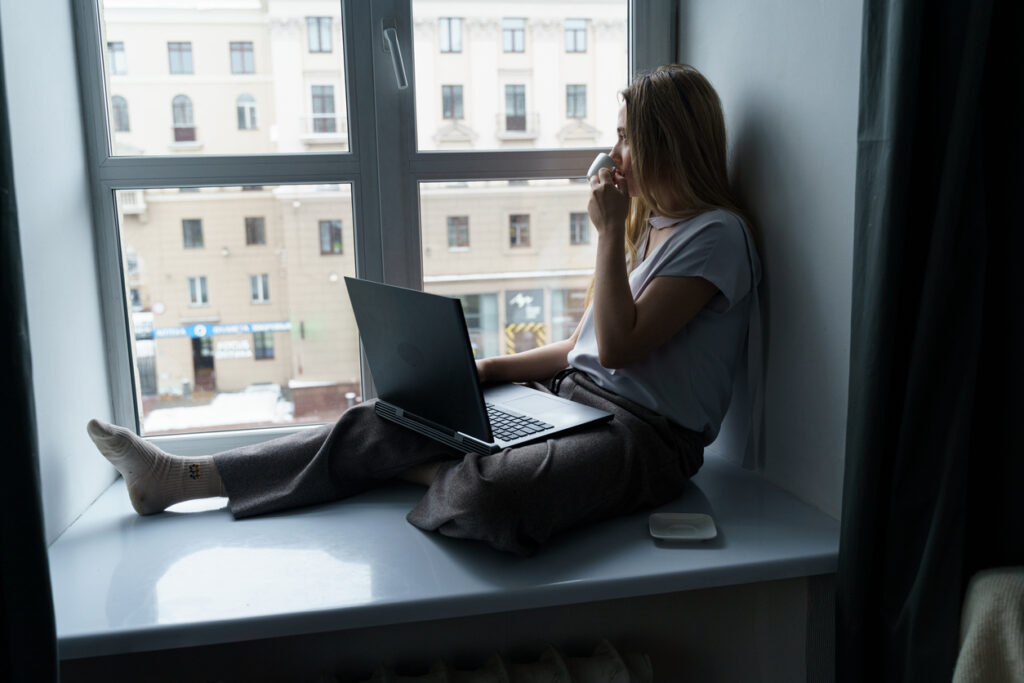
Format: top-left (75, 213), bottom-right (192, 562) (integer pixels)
top-left (503, 393), bottom-right (577, 420)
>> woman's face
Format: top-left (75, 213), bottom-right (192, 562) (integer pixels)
top-left (610, 102), bottom-right (636, 197)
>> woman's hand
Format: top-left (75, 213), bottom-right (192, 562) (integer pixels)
top-left (475, 358), bottom-right (490, 384)
top-left (587, 166), bottom-right (630, 237)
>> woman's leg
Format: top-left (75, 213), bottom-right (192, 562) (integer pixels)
top-left (87, 419), bottom-right (227, 514)
top-left (89, 402), bottom-right (457, 517)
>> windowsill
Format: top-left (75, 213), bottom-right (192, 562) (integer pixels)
top-left (48, 453), bottom-right (838, 661)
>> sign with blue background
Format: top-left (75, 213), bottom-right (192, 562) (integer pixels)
top-left (153, 321), bottom-right (291, 339)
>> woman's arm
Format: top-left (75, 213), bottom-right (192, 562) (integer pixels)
top-left (588, 167), bottom-right (718, 369)
top-left (475, 319), bottom-right (583, 384)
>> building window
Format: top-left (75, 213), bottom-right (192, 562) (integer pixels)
top-left (230, 41), bottom-right (255, 74)
top-left (505, 84), bottom-right (526, 131)
top-left (552, 288), bottom-right (588, 341)
top-left (509, 214), bottom-right (530, 247)
top-left (253, 331), bottom-right (274, 359)
top-left (125, 251), bottom-right (138, 275)
top-left (319, 220), bottom-right (343, 254)
top-left (438, 17), bottom-right (462, 53)
top-left (570, 212), bottom-right (590, 244)
top-left (130, 288), bottom-right (142, 311)
top-left (107, 41), bottom-right (126, 74)
top-left (245, 216), bottom-right (265, 245)
top-left (457, 293), bottom-right (499, 358)
top-left (312, 85), bottom-right (336, 133)
top-left (111, 96), bottom-right (130, 132)
top-left (250, 273), bottom-right (270, 303)
top-left (502, 18), bottom-right (525, 52)
top-left (566, 84), bottom-right (586, 119)
top-left (172, 94), bottom-right (195, 141)
top-left (565, 18), bottom-right (587, 52)
top-left (187, 276), bottom-right (209, 306)
top-left (167, 41), bottom-right (193, 74)
top-left (441, 85), bottom-right (463, 119)
top-left (236, 94), bottom-right (258, 129)
top-left (307, 17), bottom-right (332, 53)
top-left (447, 216), bottom-right (469, 248)
top-left (182, 219), bottom-right (203, 248)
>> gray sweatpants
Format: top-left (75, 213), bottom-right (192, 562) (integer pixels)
top-left (214, 370), bottom-right (704, 555)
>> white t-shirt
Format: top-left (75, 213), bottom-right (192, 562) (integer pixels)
top-left (568, 208), bottom-right (761, 444)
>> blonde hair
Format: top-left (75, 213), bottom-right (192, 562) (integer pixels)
top-left (610, 64), bottom-right (752, 277)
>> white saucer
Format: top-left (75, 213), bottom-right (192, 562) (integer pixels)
top-left (648, 512), bottom-right (717, 541)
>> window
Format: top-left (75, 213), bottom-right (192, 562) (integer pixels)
top-left (107, 41), bottom-right (126, 74)
top-left (438, 17), bottom-right (461, 53)
top-left (230, 41), bottom-right (255, 74)
top-left (319, 220), bottom-right (343, 254)
top-left (167, 41), bottom-right (193, 74)
top-left (182, 219), bottom-right (203, 248)
top-left (81, 1), bottom-right (632, 441)
top-left (457, 293), bottom-right (499, 358)
top-left (130, 288), bottom-right (142, 311)
top-left (245, 216), bottom-right (265, 245)
top-left (566, 84), bottom-right (586, 119)
top-left (509, 214), bottom-right (530, 247)
top-left (111, 96), bottom-right (129, 132)
top-left (250, 274), bottom-right (270, 303)
top-left (565, 18), bottom-right (587, 52)
top-left (307, 17), bottom-right (332, 53)
top-left (253, 331), bottom-right (274, 359)
top-left (502, 18), bottom-right (525, 52)
top-left (172, 94), bottom-right (195, 141)
top-left (125, 251), bottom-right (138, 275)
top-left (236, 94), bottom-right (258, 129)
top-left (447, 216), bottom-right (469, 248)
top-left (441, 85), bottom-right (463, 119)
top-left (312, 85), bottom-right (336, 133)
top-left (187, 276), bottom-right (209, 306)
top-left (570, 212), bottom-right (589, 244)
top-left (505, 84), bottom-right (526, 131)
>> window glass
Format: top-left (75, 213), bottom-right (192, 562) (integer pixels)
top-left (116, 185), bottom-right (358, 436)
top-left (98, 2), bottom-right (347, 155)
top-left (412, 1), bottom-right (627, 151)
top-left (420, 180), bottom-right (596, 356)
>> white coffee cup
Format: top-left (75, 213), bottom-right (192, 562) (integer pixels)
top-left (586, 152), bottom-right (619, 179)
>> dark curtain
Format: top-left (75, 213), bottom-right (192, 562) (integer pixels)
top-left (838, 0), bottom-right (1023, 680)
top-left (0, 20), bottom-right (60, 683)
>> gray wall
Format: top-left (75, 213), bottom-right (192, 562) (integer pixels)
top-left (678, 1), bottom-right (863, 517)
top-left (1, 0), bottom-right (118, 543)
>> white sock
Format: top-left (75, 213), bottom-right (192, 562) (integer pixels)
top-left (87, 419), bottom-right (227, 515)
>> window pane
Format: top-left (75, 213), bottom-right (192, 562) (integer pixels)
top-left (420, 180), bottom-right (596, 356)
top-left (413, 1), bottom-right (627, 151)
top-left (116, 185), bottom-right (359, 435)
top-left (99, 3), bottom-right (348, 155)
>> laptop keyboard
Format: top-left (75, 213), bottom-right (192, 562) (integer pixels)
top-left (486, 403), bottom-right (554, 442)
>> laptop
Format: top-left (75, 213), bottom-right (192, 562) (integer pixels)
top-left (344, 277), bottom-right (613, 455)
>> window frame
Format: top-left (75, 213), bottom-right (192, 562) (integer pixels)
top-left (307, 16), bottom-right (333, 53)
top-left (565, 18), bottom-right (587, 53)
top-left (107, 41), bottom-right (126, 74)
top-left (73, 0), bottom-right (662, 448)
top-left (441, 84), bottom-right (463, 120)
top-left (249, 273), bottom-right (271, 303)
top-left (566, 84), bottom-right (586, 119)
top-left (167, 41), bottom-right (193, 74)
top-left (438, 17), bottom-right (462, 53)
top-left (230, 41), bottom-right (256, 74)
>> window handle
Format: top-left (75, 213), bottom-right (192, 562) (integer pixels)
top-left (382, 26), bottom-right (408, 90)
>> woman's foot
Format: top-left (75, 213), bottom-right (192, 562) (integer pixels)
top-left (86, 419), bottom-right (226, 514)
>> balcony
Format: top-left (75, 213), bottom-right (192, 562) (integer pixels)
top-left (495, 112), bottom-right (539, 141)
top-left (118, 190), bottom-right (147, 215)
top-left (299, 114), bottom-right (348, 148)
top-left (169, 125), bottom-right (202, 151)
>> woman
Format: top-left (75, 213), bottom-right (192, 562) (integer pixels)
top-left (88, 64), bottom-right (761, 556)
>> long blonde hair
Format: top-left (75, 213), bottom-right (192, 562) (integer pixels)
top-left (615, 64), bottom-right (752, 275)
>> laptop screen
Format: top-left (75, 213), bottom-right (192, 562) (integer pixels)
top-left (344, 277), bottom-right (492, 441)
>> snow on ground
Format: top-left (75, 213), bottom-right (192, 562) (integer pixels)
top-left (143, 384), bottom-right (295, 433)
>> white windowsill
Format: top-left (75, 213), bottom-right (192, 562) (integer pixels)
top-left (48, 453), bottom-right (839, 661)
